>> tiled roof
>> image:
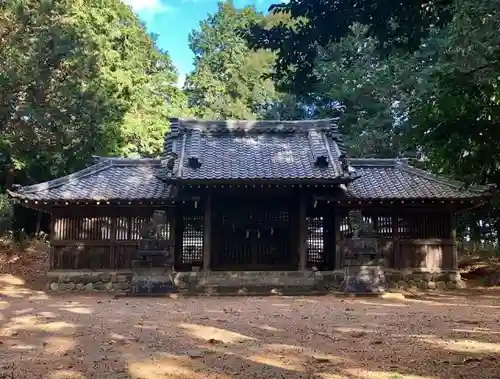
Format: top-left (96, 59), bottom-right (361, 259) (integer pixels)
top-left (163, 118), bottom-right (351, 182)
top-left (346, 159), bottom-right (493, 199)
top-left (7, 157), bottom-right (493, 202)
top-left (7, 158), bottom-right (174, 202)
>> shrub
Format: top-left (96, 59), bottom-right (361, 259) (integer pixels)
top-left (0, 194), bottom-right (13, 235)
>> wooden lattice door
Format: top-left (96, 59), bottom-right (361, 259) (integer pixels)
top-left (212, 199), bottom-right (294, 270)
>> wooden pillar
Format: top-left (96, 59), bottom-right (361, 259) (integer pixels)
top-left (450, 211), bottom-right (458, 270)
top-left (392, 211), bottom-right (399, 269)
top-left (49, 214), bottom-right (55, 270)
top-left (334, 211), bottom-right (341, 270)
top-left (298, 191), bottom-right (307, 271)
top-left (203, 195), bottom-right (211, 271)
top-left (35, 211), bottom-right (42, 235)
top-left (110, 210), bottom-right (117, 269)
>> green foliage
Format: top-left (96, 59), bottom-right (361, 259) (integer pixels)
top-left (249, 0), bottom-right (454, 94)
top-left (0, 0), bottom-right (186, 185)
top-left (310, 24), bottom-right (411, 157)
top-left (185, 2), bottom-right (299, 120)
top-left (409, 0), bottom-right (500, 187)
top-left (0, 194), bottom-right (13, 234)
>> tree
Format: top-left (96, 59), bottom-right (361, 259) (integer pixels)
top-left (0, 0), bottom-right (186, 187)
top-left (185, 2), bottom-right (296, 120)
top-left (249, 0), bottom-right (453, 94)
top-left (308, 23), bottom-right (411, 157)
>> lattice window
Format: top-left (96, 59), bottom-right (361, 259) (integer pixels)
top-left (307, 216), bottom-right (324, 266)
top-left (181, 215), bottom-right (204, 265)
top-left (399, 213), bottom-right (450, 239)
top-left (54, 217), bottom-right (112, 240)
top-left (115, 217), bottom-right (129, 240)
top-left (340, 213), bottom-right (393, 238)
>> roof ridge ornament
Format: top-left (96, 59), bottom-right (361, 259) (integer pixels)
top-left (307, 129), bottom-right (329, 167)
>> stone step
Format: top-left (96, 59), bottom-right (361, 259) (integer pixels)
top-left (129, 275), bottom-right (176, 296)
top-left (184, 284), bottom-right (327, 296)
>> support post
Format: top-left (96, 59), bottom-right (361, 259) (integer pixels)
top-left (298, 191), bottom-right (307, 271)
top-left (203, 195), bottom-right (211, 271)
top-left (49, 214), bottom-right (55, 269)
top-left (450, 211), bottom-right (457, 270)
top-left (392, 212), bottom-right (399, 269)
top-left (334, 211), bottom-right (341, 269)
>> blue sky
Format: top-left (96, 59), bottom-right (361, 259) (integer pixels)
top-left (123, 0), bottom-right (279, 87)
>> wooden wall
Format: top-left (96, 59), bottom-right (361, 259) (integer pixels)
top-left (50, 206), bottom-right (175, 270)
top-left (335, 208), bottom-right (456, 271)
top-left (48, 202), bottom-right (457, 272)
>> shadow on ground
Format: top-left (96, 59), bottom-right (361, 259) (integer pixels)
top-left (1, 274), bottom-right (500, 379)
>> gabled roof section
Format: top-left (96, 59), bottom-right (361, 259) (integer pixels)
top-left (346, 158), bottom-right (495, 199)
top-left (7, 158), bottom-right (175, 203)
top-left (162, 118), bottom-right (350, 182)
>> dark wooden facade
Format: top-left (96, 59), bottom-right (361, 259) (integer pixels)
top-left (9, 119), bottom-right (494, 275)
top-left (47, 186), bottom-right (458, 273)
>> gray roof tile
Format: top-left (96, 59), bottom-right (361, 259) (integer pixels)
top-left (8, 158), bottom-right (173, 201)
top-left (347, 159), bottom-right (492, 199)
top-left (164, 118), bottom-right (348, 181)
top-left (8, 157), bottom-right (492, 202)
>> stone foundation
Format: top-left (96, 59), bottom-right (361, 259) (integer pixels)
top-left (45, 269), bottom-right (465, 294)
top-left (46, 270), bottom-right (133, 292)
top-left (384, 269), bottom-right (466, 291)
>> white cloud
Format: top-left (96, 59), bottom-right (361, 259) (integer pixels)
top-left (122, 0), bottom-right (171, 13)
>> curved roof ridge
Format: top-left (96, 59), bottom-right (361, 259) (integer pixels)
top-left (349, 157), bottom-right (493, 193)
top-left (8, 161), bottom-right (111, 196)
top-left (9, 157), bottom-right (163, 196)
top-left (169, 118), bottom-right (340, 134)
top-left (94, 156), bottom-right (162, 166)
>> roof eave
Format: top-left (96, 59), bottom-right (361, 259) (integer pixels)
top-left (160, 175), bottom-right (356, 186)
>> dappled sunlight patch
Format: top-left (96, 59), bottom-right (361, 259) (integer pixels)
top-left (10, 343), bottom-right (37, 351)
top-left (0, 274), bottom-right (25, 286)
top-left (265, 343), bottom-right (350, 366)
top-left (404, 298), bottom-right (500, 309)
top-left (318, 373), bottom-right (345, 379)
top-left (28, 292), bottom-right (50, 301)
top-left (334, 327), bottom-right (373, 334)
top-left (0, 300), bottom-right (9, 310)
top-left (0, 285), bottom-right (33, 298)
top-left (266, 343), bottom-right (304, 352)
top-left (39, 311), bottom-right (57, 318)
top-left (344, 368), bottom-right (436, 379)
top-left (354, 300), bottom-right (408, 308)
top-left (48, 370), bottom-right (87, 379)
top-left (257, 324), bottom-right (281, 332)
top-left (245, 352), bottom-right (306, 372)
top-left (128, 354), bottom-right (231, 379)
top-left (294, 298), bottom-right (318, 303)
top-left (452, 328), bottom-right (500, 335)
top-left (178, 323), bottom-right (256, 344)
top-left (204, 309), bottom-right (225, 314)
top-left (421, 337), bottom-right (500, 354)
top-left (13, 307), bottom-right (35, 315)
top-left (43, 336), bottom-right (76, 355)
top-left (58, 306), bottom-right (93, 315)
top-left (343, 369), bottom-right (435, 379)
top-left (1, 314), bottom-right (77, 336)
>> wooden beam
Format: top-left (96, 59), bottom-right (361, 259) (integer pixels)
top-left (334, 211), bottom-right (341, 269)
top-left (450, 211), bottom-right (458, 270)
top-left (298, 190), bottom-right (307, 271)
top-left (203, 195), bottom-right (212, 271)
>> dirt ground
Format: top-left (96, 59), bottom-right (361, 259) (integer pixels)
top-left (0, 276), bottom-right (499, 379)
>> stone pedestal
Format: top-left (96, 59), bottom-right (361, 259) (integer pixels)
top-left (129, 238), bottom-right (176, 295)
top-left (341, 237), bottom-right (386, 294)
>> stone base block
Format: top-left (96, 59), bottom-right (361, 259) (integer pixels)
top-left (45, 269), bottom-right (466, 294)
